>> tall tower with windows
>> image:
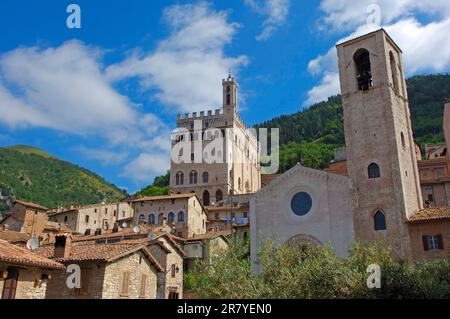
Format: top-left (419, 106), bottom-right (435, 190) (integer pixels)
top-left (171, 75), bottom-right (261, 208)
top-left (336, 29), bottom-right (423, 259)
top-left (223, 73), bottom-right (238, 119)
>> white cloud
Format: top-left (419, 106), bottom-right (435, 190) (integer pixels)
top-left (76, 146), bottom-right (128, 167)
top-left (0, 41), bottom-right (142, 144)
top-left (245, 0), bottom-right (291, 40)
top-left (304, 72), bottom-right (340, 106)
top-left (106, 2), bottom-right (248, 112)
top-left (0, 40), bottom-right (173, 184)
top-left (121, 153), bottom-right (170, 185)
top-left (0, 2), bottom-right (249, 186)
top-left (319, 0), bottom-right (450, 32)
top-left (305, 2), bottom-right (450, 105)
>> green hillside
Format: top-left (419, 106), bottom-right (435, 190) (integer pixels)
top-left (135, 171), bottom-right (170, 197)
top-left (4, 145), bottom-right (55, 159)
top-left (0, 146), bottom-right (127, 212)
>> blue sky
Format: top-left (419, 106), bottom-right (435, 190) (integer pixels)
top-left (1, 0), bottom-right (450, 194)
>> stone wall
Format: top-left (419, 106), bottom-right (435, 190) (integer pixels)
top-left (15, 268), bottom-right (48, 299)
top-left (133, 196), bottom-right (207, 239)
top-left (337, 29), bottom-right (422, 260)
top-left (147, 237), bottom-right (184, 299)
top-left (45, 251), bottom-right (158, 299)
top-left (46, 264), bottom-right (105, 299)
top-left (250, 164), bottom-right (354, 271)
top-left (0, 265), bottom-right (51, 299)
top-left (102, 251), bottom-right (158, 299)
top-left (170, 77), bottom-right (261, 206)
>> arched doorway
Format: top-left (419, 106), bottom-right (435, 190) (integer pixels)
top-left (286, 234), bottom-right (322, 247)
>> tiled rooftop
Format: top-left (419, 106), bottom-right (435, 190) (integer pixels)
top-left (35, 242), bottom-right (163, 271)
top-left (0, 231), bottom-right (30, 243)
top-left (14, 199), bottom-right (48, 211)
top-left (131, 193), bottom-right (196, 202)
top-left (407, 207), bottom-right (450, 223)
top-left (0, 240), bottom-right (64, 270)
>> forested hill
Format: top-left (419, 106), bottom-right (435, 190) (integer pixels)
top-left (0, 145), bottom-right (127, 213)
top-left (255, 74), bottom-right (450, 172)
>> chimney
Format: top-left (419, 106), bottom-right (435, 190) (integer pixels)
top-left (54, 233), bottom-right (72, 259)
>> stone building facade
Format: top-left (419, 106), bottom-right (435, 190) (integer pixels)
top-left (337, 29), bottom-right (423, 259)
top-left (170, 75), bottom-right (261, 206)
top-left (250, 164), bottom-right (354, 265)
top-left (146, 234), bottom-right (184, 299)
top-left (0, 239), bottom-right (64, 299)
top-left (39, 234), bottom-right (162, 299)
top-left (60, 230), bottom-right (185, 299)
top-left (0, 200), bottom-right (48, 236)
top-left (132, 194), bottom-right (207, 239)
top-left (180, 231), bottom-right (230, 272)
top-left (48, 201), bottom-right (134, 235)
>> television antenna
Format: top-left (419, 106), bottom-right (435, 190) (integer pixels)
top-left (26, 237), bottom-right (40, 251)
top-left (133, 225), bottom-right (141, 234)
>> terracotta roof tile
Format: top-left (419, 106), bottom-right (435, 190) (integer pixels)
top-left (0, 240), bottom-right (64, 270)
top-left (35, 242), bottom-right (163, 271)
top-left (14, 200), bottom-right (48, 211)
top-left (0, 231), bottom-right (30, 244)
top-left (407, 207), bottom-right (450, 223)
top-left (132, 193), bottom-right (196, 202)
top-left (184, 230), bottom-right (233, 242)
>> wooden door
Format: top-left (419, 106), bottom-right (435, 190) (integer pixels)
top-left (2, 269), bottom-right (19, 299)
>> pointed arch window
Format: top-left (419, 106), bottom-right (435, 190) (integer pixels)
top-left (158, 213), bottom-right (164, 225)
top-left (177, 211), bottom-right (185, 223)
top-left (202, 172), bottom-right (209, 184)
top-left (189, 171), bottom-right (198, 184)
top-left (176, 172), bottom-right (184, 186)
top-left (148, 214), bottom-right (155, 225)
top-left (374, 210), bottom-right (387, 231)
top-left (389, 51), bottom-right (400, 95)
top-left (368, 163), bottom-right (380, 179)
top-left (168, 212), bottom-right (175, 224)
top-left (354, 48), bottom-right (372, 91)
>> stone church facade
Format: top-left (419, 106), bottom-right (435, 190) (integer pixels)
top-left (251, 29), bottom-right (449, 263)
top-left (170, 75), bottom-right (261, 206)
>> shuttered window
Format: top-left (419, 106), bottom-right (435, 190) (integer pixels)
top-left (74, 269), bottom-right (90, 295)
top-left (120, 271), bottom-right (130, 296)
top-left (422, 234), bottom-right (444, 251)
top-left (1, 269), bottom-right (19, 299)
top-left (139, 274), bottom-right (147, 298)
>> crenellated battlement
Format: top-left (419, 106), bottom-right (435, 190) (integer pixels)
top-left (177, 108), bottom-right (224, 122)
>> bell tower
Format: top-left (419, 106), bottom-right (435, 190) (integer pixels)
top-left (336, 29), bottom-right (422, 259)
top-left (223, 73), bottom-right (238, 118)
